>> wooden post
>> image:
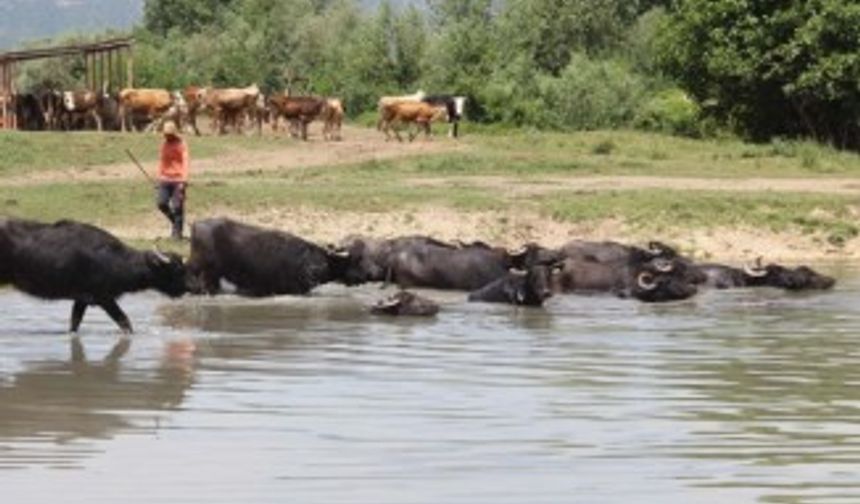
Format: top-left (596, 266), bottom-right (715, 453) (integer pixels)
top-left (9, 61), bottom-right (15, 130)
top-left (1, 61), bottom-right (6, 130)
top-left (107, 48), bottom-right (113, 92)
top-left (126, 46), bottom-right (134, 89)
top-left (99, 50), bottom-right (105, 92)
top-left (85, 51), bottom-right (92, 90)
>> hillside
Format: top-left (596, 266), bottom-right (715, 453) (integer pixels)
top-left (0, 0), bottom-right (142, 49)
top-left (0, 0), bottom-right (420, 50)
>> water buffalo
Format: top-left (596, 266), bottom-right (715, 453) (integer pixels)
top-left (468, 264), bottom-right (557, 307)
top-left (186, 218), bottom-right (370, 297)
top-left (0, 218), bottom-right (187, 334)
top-left (341, 236), bottom-right (560, 291)
top-left (552, 255), bottom-right (699, 303)
top-left (698, 259), bottom-right (835, 290)
top-left (371, 291), bottom-right (440, 316)
top-left (559, 239), bottom-right (678, 263)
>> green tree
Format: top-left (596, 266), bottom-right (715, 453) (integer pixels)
top-left (657, 0), bottom-right (860, 148)
top-left (144, 0), bottom-right (236, 36)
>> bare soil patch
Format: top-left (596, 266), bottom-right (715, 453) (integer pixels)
top-left (409, 175), bottom-right (860, 196)
top-left (112, 205), bottom-right (860, 263)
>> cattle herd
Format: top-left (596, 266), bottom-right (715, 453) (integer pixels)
top-left (12, 86), bottom-right (465, 141)
top-left (0, 217), bottom-right (836, 342)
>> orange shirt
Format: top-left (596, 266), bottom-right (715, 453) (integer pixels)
top-left (159, 139), bottom-right (190, 182)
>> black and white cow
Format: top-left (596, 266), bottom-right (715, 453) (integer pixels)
top-left (422, 95), bottom-right (467, 138)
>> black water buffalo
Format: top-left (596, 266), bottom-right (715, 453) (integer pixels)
top-left (371, 291), bottom-right (440, 316)
top-left (698, 259), bottom-right (835, 291)
top-left (468, 264), bottom-right (557, 307)
top-left (552, 255), bottom-right (699, 303)
top-left (341, 235), bottom-right (560, 291)
top-left (186, 218), bottom-right (369, 297)
top-left (0, 218), bottom-right (187, 334)
top-left (559, 239), bottom-right (678, 264)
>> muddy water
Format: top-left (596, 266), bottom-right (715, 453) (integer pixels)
top-left (1, 269), bottom-right (859, 503)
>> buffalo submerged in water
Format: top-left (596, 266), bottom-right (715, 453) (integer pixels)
top-left (697, 258), bottom-right (835, 291)
top-left (186, 217), bottom-right (372, 296)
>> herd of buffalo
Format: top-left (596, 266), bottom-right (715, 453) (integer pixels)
top-left (0, 216), bottom-right (836, 337)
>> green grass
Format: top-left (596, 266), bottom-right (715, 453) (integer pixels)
top-left (2, 126), bottom-right (860, 249)
top-left (0, 131), bottom-right (283, 176)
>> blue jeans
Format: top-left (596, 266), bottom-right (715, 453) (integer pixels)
top-left (156, 182), bottom-right (186, 238)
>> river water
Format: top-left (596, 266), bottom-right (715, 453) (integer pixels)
top-left (1, 266), bottom-right (859, 503)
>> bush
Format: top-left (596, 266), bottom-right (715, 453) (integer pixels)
top-left (633, 88), bottom-right (700, 137)
top-left (536, 54), bottom-right (649, 130)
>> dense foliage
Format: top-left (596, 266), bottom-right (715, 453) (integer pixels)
top-left (657, 0), bottom-right (860, 148)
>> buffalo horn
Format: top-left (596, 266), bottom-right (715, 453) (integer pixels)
top-left (153, 245), bottom-right (172, 264)
top-left (743, 260), bottom-right (768, 278)
top-left (637, 271), bottom-right (658, 291)
top-left (327, 245), bottom-right (350, 258)
top-left (647, 241), bottom-right (664, 256)
top-left (654, 258), bottom-right (674, 273)
top-left (377, 297), bottom-right (402, 309)
top-left (507, 245), bottom-right (528, 256)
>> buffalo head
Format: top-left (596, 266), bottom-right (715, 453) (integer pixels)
top-left (146, 250), bottom-right (188, 298)
top-left (325, 245), bottom-right (372, 286)
top-left (515, 264), bottom-right (559, 306)
top-left (743, 260), bottom-right (835, 290)
top-left (507, 243), bottom-right (565, 270)
top-left (630, 267), bottom-right (698, 303)
top-left (338, 236), bottom-right (389, 282)
top-left (371, 291), bottom-right (440, 317)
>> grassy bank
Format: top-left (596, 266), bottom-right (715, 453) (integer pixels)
top-left (2, 126), bottom-right (860, 259)
top-left (0, 131), bottom-right (282, 176)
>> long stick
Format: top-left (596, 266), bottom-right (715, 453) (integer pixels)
top-left (125, 148), bottom-right (155, 184)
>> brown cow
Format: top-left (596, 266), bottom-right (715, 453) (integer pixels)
top-left (376, 90), bottom-right (425, 131)
top-left (182, 85), bottom-right (205, 136)
top-left (118, 88), bottom-right (175, 132)
top-left (321, 98), bottom-right (344, 141)
top-left (379, 101), bottom-right (448, 142)
top-left (199, 84), bottom-right (260, 135)
top-left (268, 94), bottom-right (327, 141)
top-left (62, 90), bottom-right (109, 131)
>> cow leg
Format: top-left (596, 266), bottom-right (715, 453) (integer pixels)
top-left (302, 120), bottom-right (309, 141)
top-left (100, 299), bottom-right (133, 335)
top-left (69, 300), bottom-right (88, 334)
top-left (92, 110), bottom-right (103, 132)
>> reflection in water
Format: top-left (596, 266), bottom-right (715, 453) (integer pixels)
top-left (1, 280), bottom-right (860, 503)
top-left (0, 334), bottom-right (195, 469)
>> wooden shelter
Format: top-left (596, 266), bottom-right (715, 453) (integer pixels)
top-left (0, 37), bottom-right (134, 129)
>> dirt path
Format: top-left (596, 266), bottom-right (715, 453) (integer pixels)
top-left (409, 175), bottom-right (860, 195)
top-left (1, 125), bottom-right (467, 187)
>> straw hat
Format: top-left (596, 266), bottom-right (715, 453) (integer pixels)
top-left (162, 121), bottom-right (179, 137)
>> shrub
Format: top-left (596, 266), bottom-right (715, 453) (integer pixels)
top-left (633, 88), bottom-right (700, 137)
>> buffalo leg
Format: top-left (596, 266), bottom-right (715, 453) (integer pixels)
top-left (70, 301), bottom-right (88, 334)
top-left (100, 300), bottom-right (133, 335)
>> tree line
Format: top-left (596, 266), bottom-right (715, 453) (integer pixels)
top-left (16, 0), bottom-right (860, 149)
